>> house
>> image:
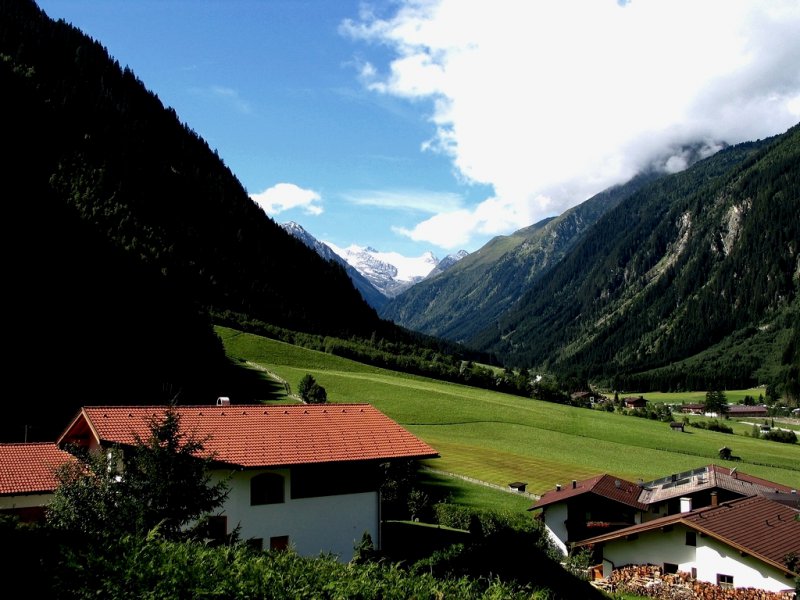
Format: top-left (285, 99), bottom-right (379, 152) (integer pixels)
top-left (531, 474), bottom-right (649, 555)
top-left (56, 404), bottom-right (438, 559)
top-left (637, 464), bottom-right (794, 520)
top-left (0, 442), bottom-right (76, 522)
top-left (577, 495), bottom-right (800, 594)
top-left (726, 404), bottom-right (769, 418)
top-left (531, 465), bottom-right (795, 555)
top-left (679, 403), bottom-right (705, 415)
top-left (622, 396), bottom-right (647, 409)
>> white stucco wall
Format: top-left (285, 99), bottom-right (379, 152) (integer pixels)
top-left (601, 526), bottom-right (696, 577)
top-left (217, 469), bottom-right (380, 561)
top-left (600, 525), bottom-right (792, 593)
top-left (0, 493), bottom-right (53, 510)
top-left (695, 536), bottom-right (791, 593)
top-left (543, 503), bottom-right (569, 556)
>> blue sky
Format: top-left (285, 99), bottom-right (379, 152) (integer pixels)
top-left (37, 1), bottom-right (800, 257)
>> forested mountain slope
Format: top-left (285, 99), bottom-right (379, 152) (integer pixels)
top-left (475, 126), bottom-right (800, 392)
top-left (381, 172), bottom-right (659, 343)
top-left (0, 0), bottom-right (398, 439)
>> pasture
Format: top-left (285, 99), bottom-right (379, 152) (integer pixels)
top-left (218, 327), bottom-right (800, 500)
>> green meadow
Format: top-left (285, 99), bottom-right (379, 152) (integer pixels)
top-left (218, 327), bottom-right (800, 500)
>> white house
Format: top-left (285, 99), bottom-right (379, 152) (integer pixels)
top-left (54, 403), bottom-right (438, 559)
top-left (531, 464), bottom-right (795, 555)
top-left (0, 442), bottom-right (76, 521)
top-left (577, 495), bottom-right (800, 594)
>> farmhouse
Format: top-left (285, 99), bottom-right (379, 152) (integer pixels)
top-left (679, 403), bottom-right (705, 414)
top-left (531, 465), bottom-right (795, 555)
top-left (0, 443), bottom-right (76, 521)
top-left (577, 495), bottom-right (800, 594)
top-left (532, 474), bottom-right (649, 555)
top-left (637, 464), bottom-right (794, 519)
top-left (27, 403), bottom-right (437, 559)
top-left (622, 396), bottom-right (647, 409)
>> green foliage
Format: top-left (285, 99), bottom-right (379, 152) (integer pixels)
top-left (297, 373), bottom-right (327, 403)
top-left (689, 419), bottom-right (733, 434)
top-left (48, 406), bottom-right (228, 540)
top-left (50, 535), bottom-right (538, 600)
top-left (703, 390), bottom-right (729, 417)
top-left (763, 429), bottom-right (798, 444)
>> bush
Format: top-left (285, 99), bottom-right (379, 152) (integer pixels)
top-left (763, 429), bottom-right (797, 444)
top-left (689, 419), bottom-right (733, 434)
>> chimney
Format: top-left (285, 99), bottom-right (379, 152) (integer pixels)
top-left (572, 480), bottom-right (577, 489)
top-left (216, 396), bottom-right (231, 406)
top-left (556, 484), bottom-right (562, 492)
top-left (710, 491), bottom-right (718, 507)
top-left (680, 497), bottom-right (693, 513)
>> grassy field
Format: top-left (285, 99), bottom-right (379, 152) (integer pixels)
top-left (630, 390), bottom-right (766, 405)
top-left (218, 327), bottom-right (800, 503)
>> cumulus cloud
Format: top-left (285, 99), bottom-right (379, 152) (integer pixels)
top-left (250, 183), bottom-right (323, 216)
top-left (343, 0), bottom-right (800, 249)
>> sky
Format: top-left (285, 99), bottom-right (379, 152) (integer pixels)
top-left (37, 0), bottom-right (800, 258)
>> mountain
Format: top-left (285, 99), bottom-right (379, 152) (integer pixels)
top-left (380, 172), bottom-right (659, 343)
top-left (325, 243), bottom-right (441, 297)
top-left (280, 222), bottom-right (388, 310)
top-left (0, 0), bottom-right (403, 438)
top-left (474, 125), bottom-right (800, 392)
top-left (426, 250), bottom-right (470, 279)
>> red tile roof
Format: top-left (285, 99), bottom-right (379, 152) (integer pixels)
top-left (58, 405), bottom-right (438, 468)
top-left (0, 443), bottom-right (76, 495)
top-left (578, 495), bottom-right (800, 576)
top-left (532, 474), bottom-right (648, 511)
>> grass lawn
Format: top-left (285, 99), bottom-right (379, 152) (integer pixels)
top-left (218, 327), bottom-right (800, 505)
top-left (631, 390), bottom-right (766, 405)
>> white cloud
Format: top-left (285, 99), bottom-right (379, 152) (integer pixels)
top-left (344, 0), bottom-right (800, 249)
top-left (342, 189), bottom-right (463, 213)
top-left (250, 183), bottom-right (323, 216)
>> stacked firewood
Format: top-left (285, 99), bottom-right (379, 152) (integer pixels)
top-left (608, 565), bottom-right (796, 600)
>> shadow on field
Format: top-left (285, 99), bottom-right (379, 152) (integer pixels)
top-left (220, 358), bottom-right (288, 403)
top-left (381, 521), bottom-right (470, 563)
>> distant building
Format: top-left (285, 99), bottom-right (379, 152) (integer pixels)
top-left (0, 443), bottom-right (76, 521)
top-left (726, 404), bottom-right (768, 418)
top-left (622, 396), bottom-right (647, 409)
top-left (577, 495), bottom-right (800, 593)
top-left (531, 464), bottom-right (794, 556)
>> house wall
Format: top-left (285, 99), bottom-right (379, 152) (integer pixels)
top-left (600, 526), bottom-right (695, 578)
top-left (218, 468), bottom-right (380, 561)
top-left (695, 535), bottom-right (791, 593)
top-left (543, 503), bottom-right (569, 555)
top-left (0, 493), bottom-right (53, 510)
top-left (600, 525), bottom-right (791, 593)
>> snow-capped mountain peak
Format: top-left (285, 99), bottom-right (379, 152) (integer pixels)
top-left (280, 221), bottom-right (466, 298)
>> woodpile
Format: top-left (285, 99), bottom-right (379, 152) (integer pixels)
top-left (603, 565), bottom-right (796, 600)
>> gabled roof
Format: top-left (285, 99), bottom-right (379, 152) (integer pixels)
top-left (0, 443), bottom-right (76, 495)
top-left (637, 464), bottom-right (793, 504)
top-left (578, 495), bottom-right (800, 577)
top-left (531, 474), bottom-right (648, 511)
top-left (58, 405), bottom-right (438, 468)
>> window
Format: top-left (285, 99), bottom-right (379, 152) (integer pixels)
top-left (663, 563), bottom-right (678, 574)
top-left (246, 538), bottom-right (263, 551)
top-left (250, 472), bottom-right (284, 505)
top-left (204, 515), bottom-right (227, 543)
top-left (270, 535), bottom-right (289, 551)
top-left (685, 531), bottom-right (696, 546)
top-left (717, 574), bottom-right (733, 589)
